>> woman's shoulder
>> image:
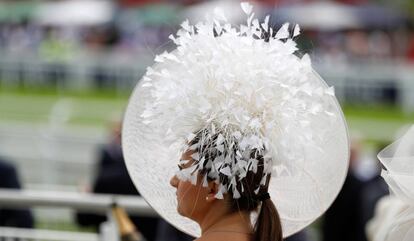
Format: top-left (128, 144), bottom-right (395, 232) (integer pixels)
top-left (195, 233), bottom-right (251, 241)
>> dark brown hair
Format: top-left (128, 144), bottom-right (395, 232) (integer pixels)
top-left (229, 152), bottom-right (283, 241)
top-left (189, 130), bottom-right (283, 241)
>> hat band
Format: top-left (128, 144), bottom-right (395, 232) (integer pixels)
top-left (256, 192), bottom-right (270, 202)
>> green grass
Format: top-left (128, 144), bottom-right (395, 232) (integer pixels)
top-left (0, 84), bottom-right (131, 100)
top-left (343, 104), bottom-right (414, 122)
top-left (35, 220), bottom-right (97, 233)
top-left (1, 86), bottom-right (413, 141)
top-left (341, 104), bottom-right (414, 143)
top-left (0, 86), bottom-right (130, 129)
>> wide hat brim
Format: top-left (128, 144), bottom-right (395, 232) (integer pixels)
top-left (122, 65), bottom-right (349, 237)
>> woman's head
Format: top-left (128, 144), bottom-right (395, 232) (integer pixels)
top-left (169, 149), bottom-right (219, 221)
top-left (169, 127), bottom-right (283, 241)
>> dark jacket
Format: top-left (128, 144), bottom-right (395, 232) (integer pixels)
top-left (322, 172), bottom-right (367, 241)
top-left (76, 144), bottom-right (159, 241)
top-left (0, 158), bottom-right (34, 228)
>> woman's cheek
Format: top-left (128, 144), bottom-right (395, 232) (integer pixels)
top-left (177, 182), bottom-right (193, 216)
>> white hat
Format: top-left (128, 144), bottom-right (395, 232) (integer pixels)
top-left (122, 2), bottom-right (349, 238)
top-left (371, 125), bottom-right (414, 241)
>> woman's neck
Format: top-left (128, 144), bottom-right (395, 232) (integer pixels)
top-left (198, 206), bottom-right (252, 236)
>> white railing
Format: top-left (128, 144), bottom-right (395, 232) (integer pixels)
top-left (0, 227), bottom-right (99, 241)
top-left (0, 49), bottom-right (152, 93)
top-left (0, 189), bottom-right (157, 241)
top-left (0, 189), bottom-right (157, 216)
top-left (1, 49), bottom-right (414, 110)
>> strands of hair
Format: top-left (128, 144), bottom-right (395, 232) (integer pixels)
top-left (188, 129), bottom-right (283, 241)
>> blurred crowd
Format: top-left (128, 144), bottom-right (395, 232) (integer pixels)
top-left (313, 30), bottom-right (413, 63)
top-left (0, 21), bottom-right (173, 59)
top-left (1, 22), bottom-right (412, 62)
top-left (0, 0), bottom-right (412, 96)
top-left (0, 0), bottom-right (412, 63)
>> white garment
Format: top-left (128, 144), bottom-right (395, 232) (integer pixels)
top-left (368, 125), bottom-right (414, 241)
top-left (367, 195), bottom-right (414, 241)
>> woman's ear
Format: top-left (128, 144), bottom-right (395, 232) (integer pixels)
top-left (205, 181), bottom-right (219, 202)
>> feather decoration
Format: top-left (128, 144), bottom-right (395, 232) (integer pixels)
top-left (139, 2), bottom-right (337, 199)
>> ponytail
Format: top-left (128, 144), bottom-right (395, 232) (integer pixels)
top-left (207, 141), bottom-right (283, 241)
top-left (253, 199), bottom-right (283, 241)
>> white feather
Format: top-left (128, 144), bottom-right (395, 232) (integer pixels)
top-left (241, 2), bottom-right (253, 15)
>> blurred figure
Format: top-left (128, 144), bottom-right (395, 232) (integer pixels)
top-left (366, 126), bottom-right (414, 241)
top-left (406, 32), bottom-right (414, 62)
top-left (39, 27), bottom-right (72, 86)
top-left (366, 195), bottom-right (407, 241)
top-left (76, 119), bottom-right (160, 241)
top-left (155, 220), bottom-right (193, 241)
top-left (284, 230), bottom-right (309, 241)
top-left (360, 143), bottom-right (389, 230)
top-left (0, 157), bottom-right (34, 228)
top-left (322, 138), bottom-right (367, 241)
top-left (368, 31), bottom-right (392, 60)
top-left (345, 31), bottom-right (370, 61)
top-left (76, 119), bottom-right (193, 241)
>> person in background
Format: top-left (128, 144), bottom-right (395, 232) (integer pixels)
top-left (155, 220), bottom-right (193, 241)
top-left (406, 32), bottom-right (414, 62)
top-left (360, 143), bottom-right (389, 231)
top-left (76, 119), bottom-right (191, 241)
top-left (322, 138), bottom-right (367, 241)
top-left (366, 126), bottom-right (414, 241)
top-left (0, 157), bottom-right (34, 228)
top-left (76, 119), bottom-right (159, 240)
top-left (285, 230), bottom-right (309, 241)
